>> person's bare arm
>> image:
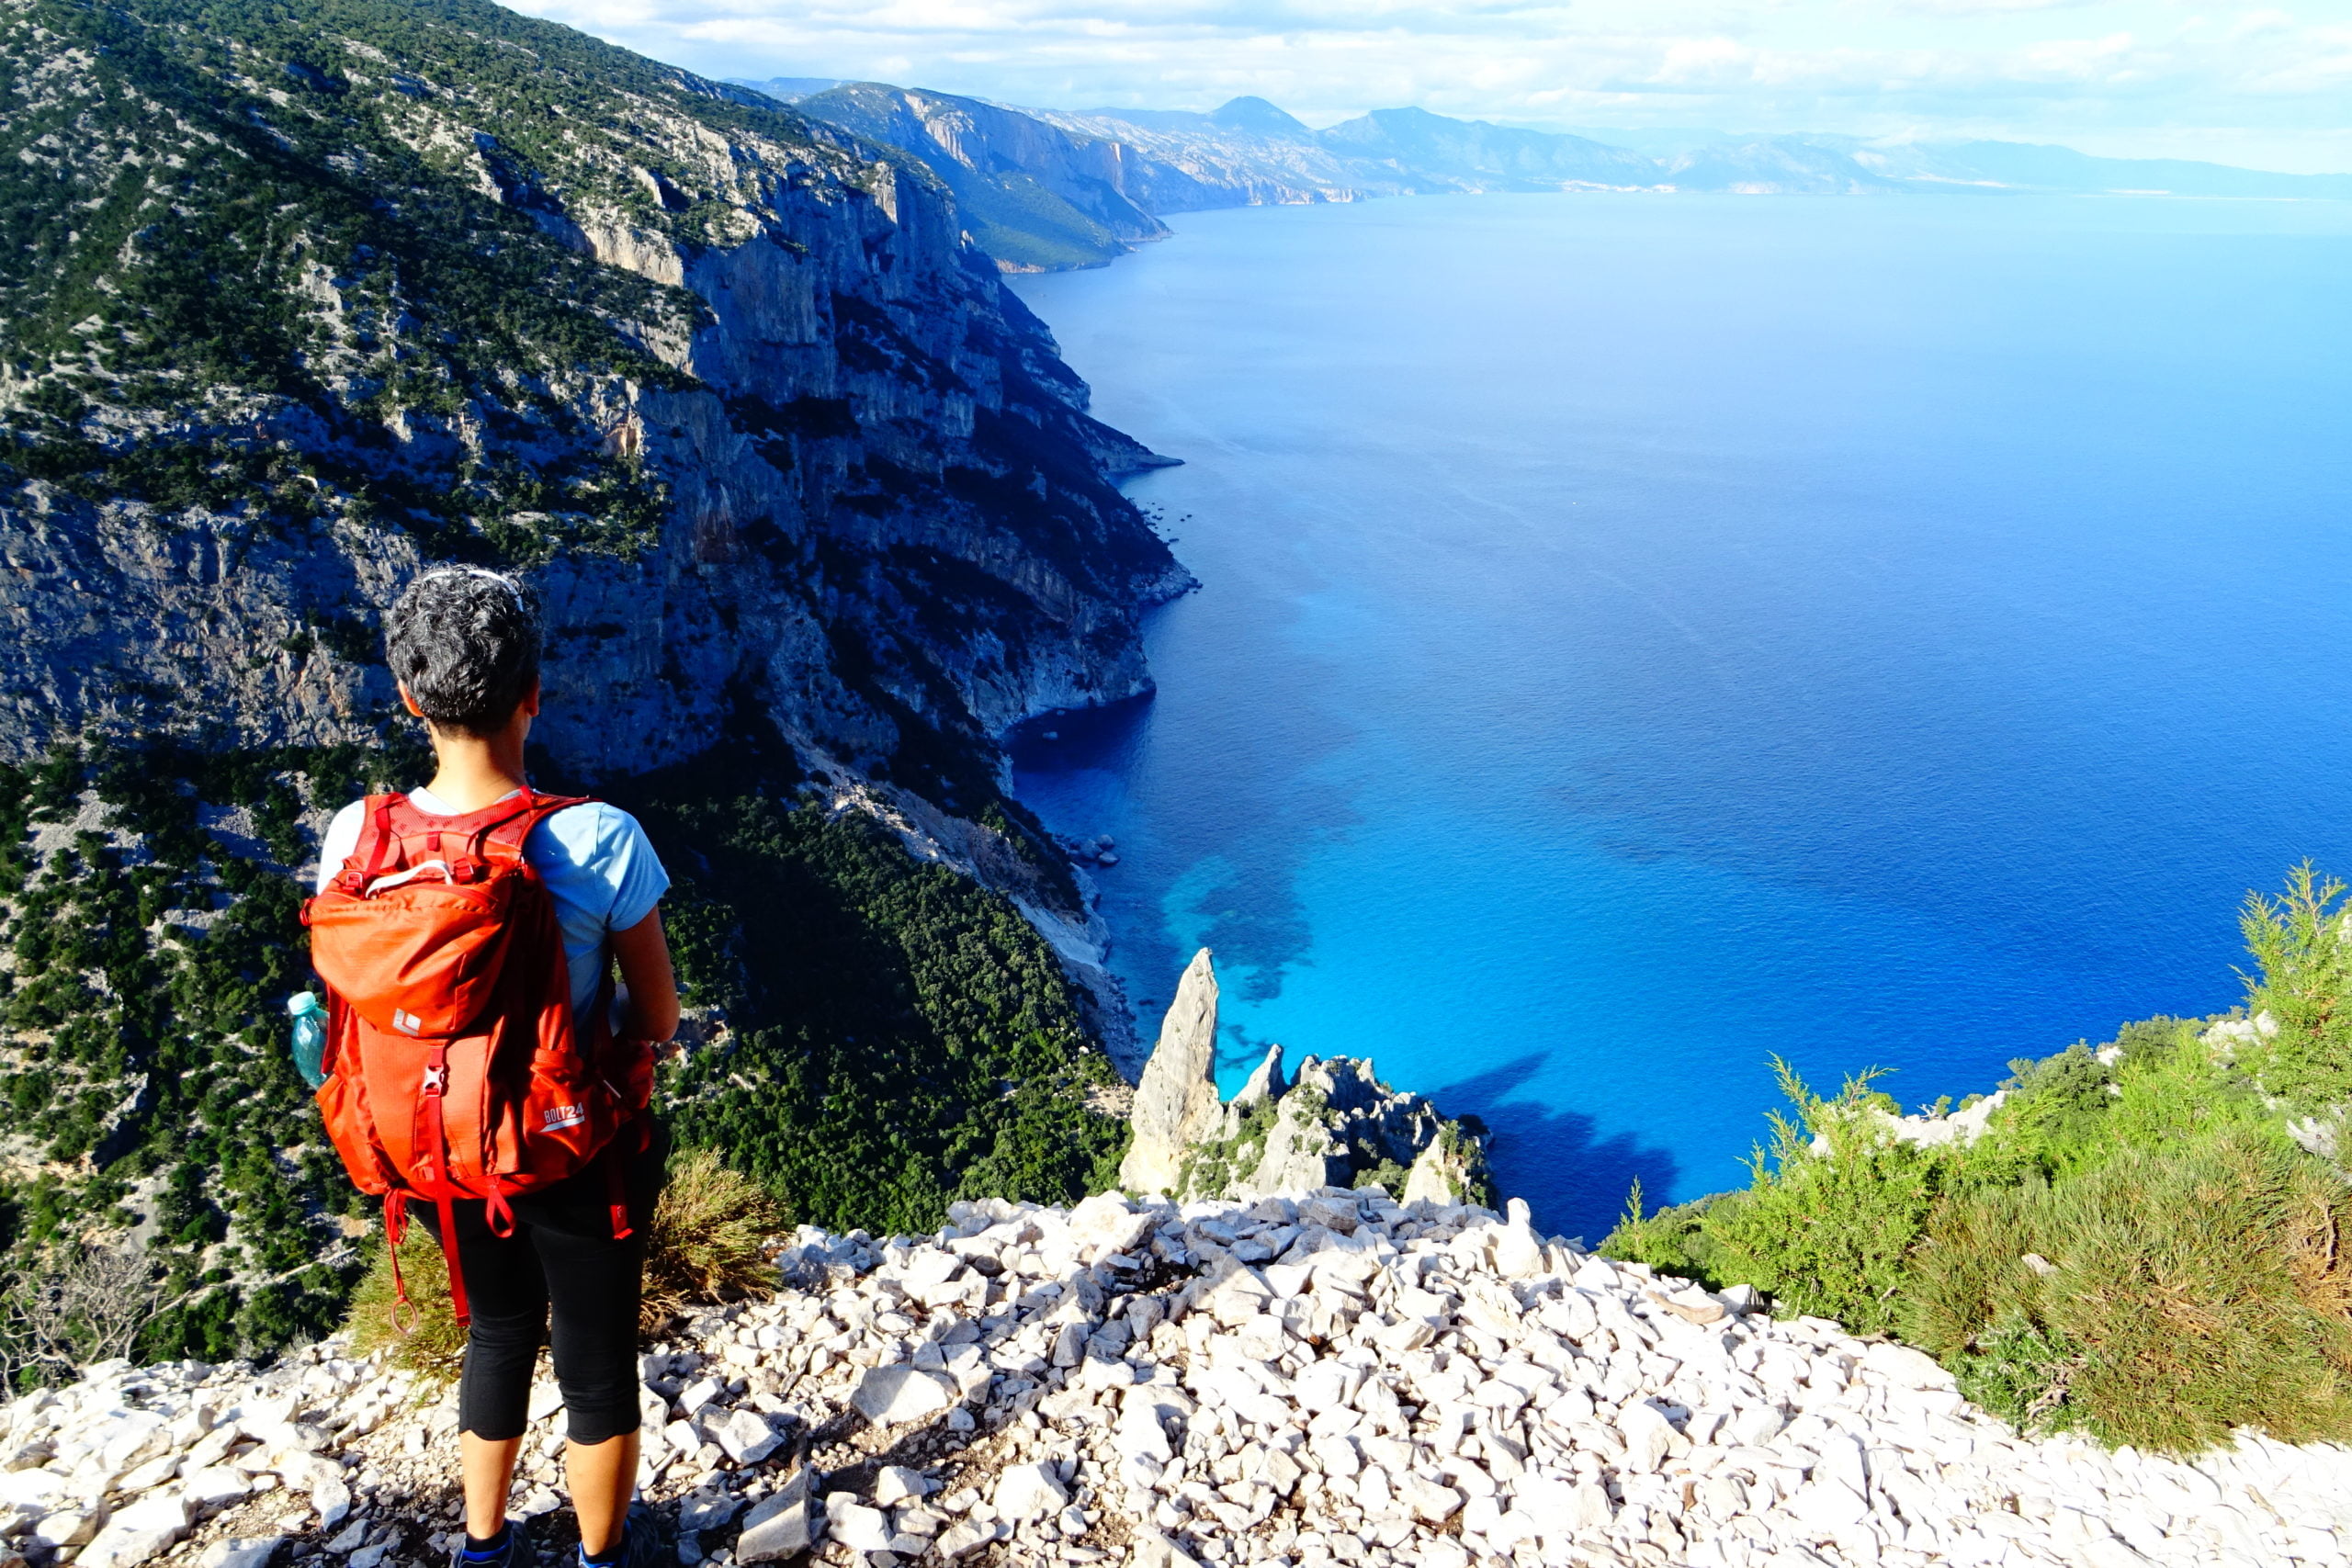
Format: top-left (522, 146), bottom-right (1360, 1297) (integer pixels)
top-left (611, 908), bottom-right (681, 1043)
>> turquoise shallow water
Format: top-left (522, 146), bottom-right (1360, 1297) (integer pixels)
top-left (1006, 193), bottom-right (2352, 1239)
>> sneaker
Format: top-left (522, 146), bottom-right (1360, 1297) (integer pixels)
top-left (581, 1504), bottom-right (667, 1568)
top-left (451, 1521), bottom-right (526, 1568)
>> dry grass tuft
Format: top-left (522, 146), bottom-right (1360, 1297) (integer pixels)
top-left (341, 1148), bottom-right (786, 1372)
top-left (642, 1147), bottom-right (788, 1326)
top-left (1912, 1129), bottom-right (2352, 1452)
top-left (347, 1233), bottom-right (467, 1382)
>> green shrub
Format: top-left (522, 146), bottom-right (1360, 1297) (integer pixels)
top-left (1597, 866), bottom-right (2352, 1451)
top-left (2240, 863), bottom-right (2352, 1111)
top-left (1685, 1060), bottom-right (1940, 1337)
top-left (1600, 1179), bottom-right (1732, 1287)
top-left (611, 768), bottom-right (1128, 1236)
top-left (347, 1233), bottom-right (466, 1382)
top-left (1950, 1310), bottom-right (2083, 1434)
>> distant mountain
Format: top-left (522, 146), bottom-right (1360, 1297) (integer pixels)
top-left (1569, 130), bottom-right (2352, 199)
top-left (731, 83), bottom-right (2352, 274)
top-left (1206, 95), bottom-right (1312, 139)
top-left (1656, 136), bottom-right (1898, 196)
top-left (731, 75), bottom-right (842, 102)
top-left (1006, 100), bottom-right (1380, 209)
top-left (779, 83), bottom-right (1179, 270)
top-left (1024, 98), bottom-right (1662, 205)
top-left (1317, 107), bottom-right (1657, 192)
top-left (1860, 141), bottom-right (2352, 200)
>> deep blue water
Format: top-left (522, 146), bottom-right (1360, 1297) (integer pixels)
top-left (1005, 194), bottom-right (2352, 1241)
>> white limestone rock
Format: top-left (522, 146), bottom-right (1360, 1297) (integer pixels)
top-left (29, 1179), bottom-right (2352, 1568)
top-left (77, 1489), bottom-right (188, 1568)
top-left (1117, 950), bottom-right (1226, 1193)
top-left (992, 1461), bottom-right (1069, 1523)
top-left (1231, 1043), bottom-right (1286, 1111)
top-left (849, 1365), bottom-right (957, 1426)
top-left (711, 1408), bottom-right (780, 1466)
top-left (1127, 1529), bottom-right (1204, 1568)
top-left (734, 1468), bottom-right (810, 1563)
top-left (872, 1465), bottom-right (934, 1506)
top-left (195, 1537), bottom-right (282, 1568)
top-left (822, 1498), bottom-right (892, 1552)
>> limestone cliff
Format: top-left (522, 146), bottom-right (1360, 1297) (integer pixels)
top-left (0, 0), bottom-right (1183, 1359)
top-left (1115, 951), bottom-right (1225, 1193)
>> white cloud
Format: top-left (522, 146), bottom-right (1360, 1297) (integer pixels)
top-left (502, 0), bottom-right (2352, 169)
top-left (1895, 0), bottom-right (2103, 15)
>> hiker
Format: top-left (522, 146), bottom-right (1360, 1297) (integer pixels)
top-left (304, 566), bottom-right (680, 1568)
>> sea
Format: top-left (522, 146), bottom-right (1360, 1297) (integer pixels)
top-left (1004, 192), bottom-right (2352, 1241)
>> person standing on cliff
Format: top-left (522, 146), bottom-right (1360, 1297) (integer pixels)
top-left (310, 567), bottom-right (680, 1568)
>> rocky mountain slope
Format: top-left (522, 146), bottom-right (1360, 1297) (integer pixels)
top-left (1006, 101), bottom-right (1391, 210)
top-left (0, 0), bottom-right (1187, 791)
top-left (1311, 109), bottom-right (1657, 195)
top-left (9, 1189), bottom-right (2352, 1568)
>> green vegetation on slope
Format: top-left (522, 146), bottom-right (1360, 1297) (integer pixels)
top-left (606, 749), bottom-right (1128, 1237)
top-left (0, 742), bottom-right (418, 1379)
top-left (1604, 867), bottom-right (2352, 1453)
top-left (346, 1146), bottom-right (784, 1381)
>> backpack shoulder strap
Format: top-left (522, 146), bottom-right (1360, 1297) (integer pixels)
top-left (477, 789), bottom-right (595, 869)
top-left (331, 793), bottom-right (410, 894)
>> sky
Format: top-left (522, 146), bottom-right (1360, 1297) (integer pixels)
top-left (503, 1), bottom-right (2352, 174)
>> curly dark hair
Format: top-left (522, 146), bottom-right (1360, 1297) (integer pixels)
top-left (384, 567), bottom-right (544, 736)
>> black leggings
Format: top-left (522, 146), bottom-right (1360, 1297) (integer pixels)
top-left (415, 1124), bottom-right (667, 1446)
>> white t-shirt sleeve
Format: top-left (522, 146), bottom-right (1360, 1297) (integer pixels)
top-left (314, 800), bottom-right (369, 895)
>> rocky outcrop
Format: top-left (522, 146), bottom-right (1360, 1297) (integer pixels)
top-left (1115, 953), bottom-right (1493, 1205)
top-left (1116, 951), bottom-right (1226, 1194)
top-left (1403, 1126), bottom-right (1488, 1208)
top-left (12, 1190), bottom-right (2352, 1568)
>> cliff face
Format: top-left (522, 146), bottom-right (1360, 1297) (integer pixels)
top-left (0, 0), bottom-right (1183, 1366)
top-left (0, 0), bottom-right (1188, 819)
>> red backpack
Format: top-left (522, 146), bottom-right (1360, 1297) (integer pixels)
top-left (302, 789), bottom-right (653, 1324)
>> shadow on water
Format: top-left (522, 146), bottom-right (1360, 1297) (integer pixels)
top-left (1006, 690), bottom-right (1157, 774)
top-left (1433, 1052), bottom-right (1687, 1248)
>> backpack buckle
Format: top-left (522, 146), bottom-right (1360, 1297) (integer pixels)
top-left (420, 1061), bottom-right (447, 1096)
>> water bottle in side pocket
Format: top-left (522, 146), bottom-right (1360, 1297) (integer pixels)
top-left (288, 990), bottom-right (328, 1089)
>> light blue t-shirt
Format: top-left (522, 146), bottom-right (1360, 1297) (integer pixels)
top-left (315, 788), bottom-right (670, 1018)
